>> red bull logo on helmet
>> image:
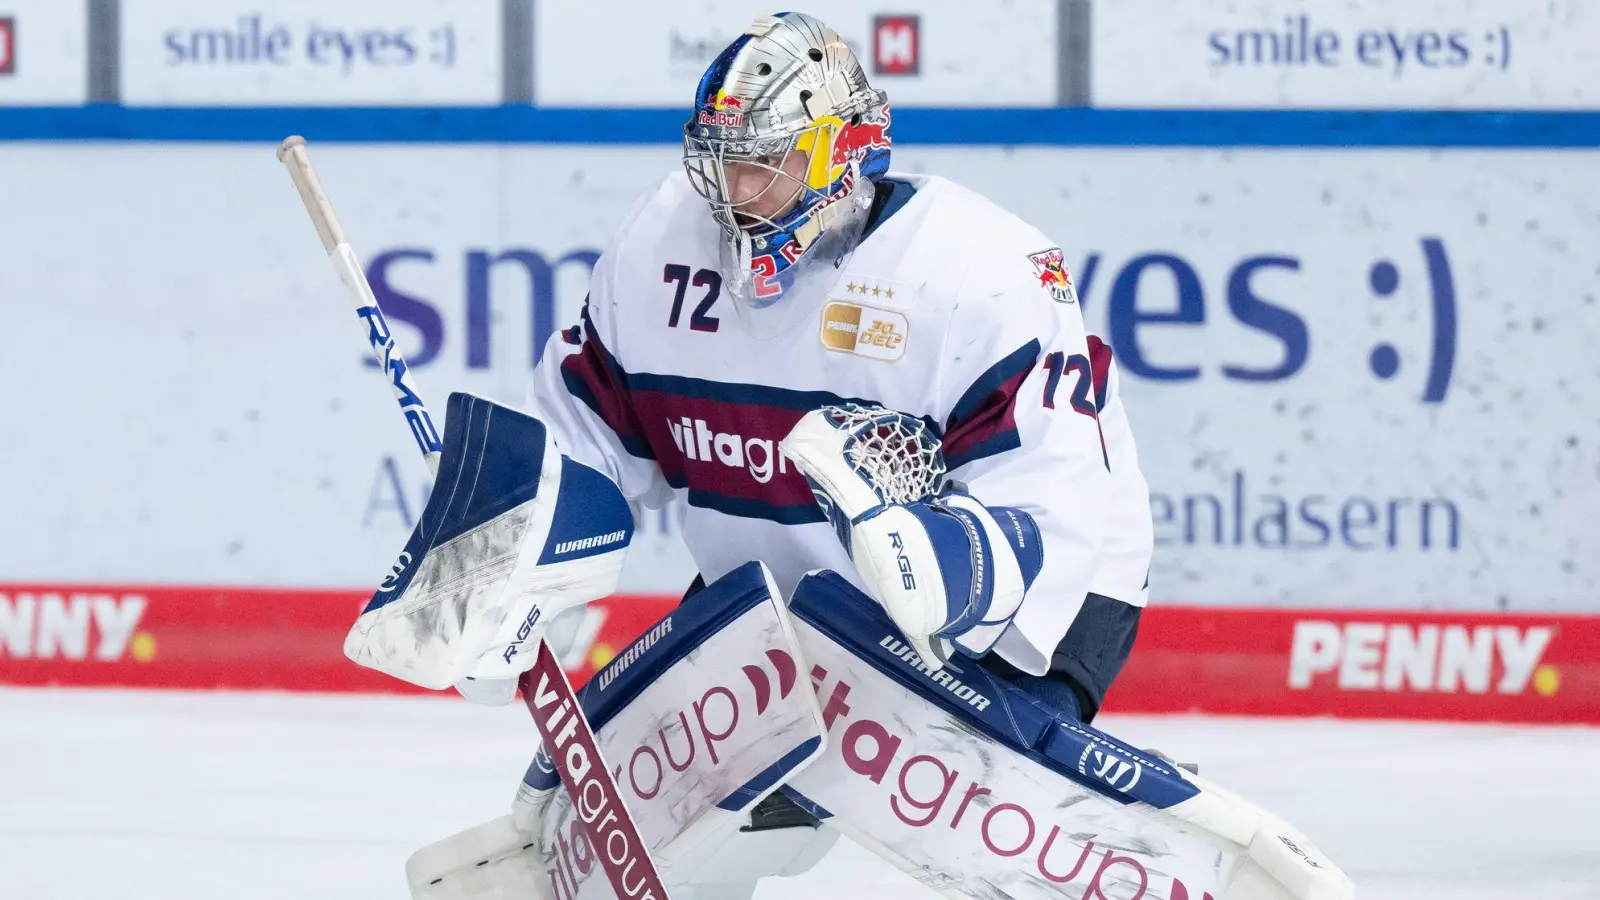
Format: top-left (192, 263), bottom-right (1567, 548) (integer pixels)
top-left (1028, 247), bottom-right (1078, 304)
top-left (829, 104), bottom-right (893, 170)
top-left (698, 89), bottom-right (747, 128)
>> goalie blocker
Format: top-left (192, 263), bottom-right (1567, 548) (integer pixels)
top-left (410, 563), bottom-right (1352, 900)
top-left (345, 392), bottom-right (635, 692)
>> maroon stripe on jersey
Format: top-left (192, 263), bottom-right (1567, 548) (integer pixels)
top-left (1086, 334), bottom-right (1112, 470)
top-left (560, 308), bottom-right (654, 460)
top-left (629, 379), bottom-right (851, 525)
top-left (943, 340), bottom-right (1041, 471)
top-left (1087, 334), bottom-right (1113, 412)
top-left (567, 335), bottom-right (885, 524)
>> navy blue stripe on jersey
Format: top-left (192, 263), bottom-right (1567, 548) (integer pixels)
top-left (628, 371), bottom-right (881, 413)
top-left (946, 429), bottom-right (1026, 473)
top-left (688, 490), bottom-right (827, 525)
top-left (627, 375), bottom-right (956, 525)
top-left (560, 306), bottom-right (656, 460)
top-left (564, 341), bottom-right (903, 525)
top-left (943, 340), bottom-right (1041, 470)
top-left (860, 177), bottom-right (918, 243)
top-left (946, 341), bottom-right (1041, 426)
top-left (629, 376), bottom-right (872, 526)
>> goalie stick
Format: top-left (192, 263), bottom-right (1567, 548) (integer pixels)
top-left (276, 136), bottom-right (670, 900)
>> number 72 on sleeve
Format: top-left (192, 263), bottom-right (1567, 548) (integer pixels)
top-left (1040, 349), bottom-right (1110, 470)
top-left (1041, 351), bottom-right (1101, 416)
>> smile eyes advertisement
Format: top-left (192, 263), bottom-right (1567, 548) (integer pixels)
top-left (0, 144), bottom-right (1590, 613)
top-left (11, 0), bottom-right (1598, 108)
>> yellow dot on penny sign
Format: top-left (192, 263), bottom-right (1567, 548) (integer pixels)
top-left (589, 643), bottom-right (615, 670)
top-left (1533, 664), bottom-right (1560, 697)
top-left (129, 632), bottom-right (158, 663)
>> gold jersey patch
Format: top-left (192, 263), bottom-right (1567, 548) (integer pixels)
top-left (820, 302), bottom-right (908, 362)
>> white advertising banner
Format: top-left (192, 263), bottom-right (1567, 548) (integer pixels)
top-left (0, 143), bottom-right (1592, 611)
top-left (0, 0), bottom-right (87, 105)
top-left (120, 0), bottom-right (501, 106)
top-left (534, 1), bottom-right (1058, 107)
top-left (1093, 0), bottom-right (1600, 108)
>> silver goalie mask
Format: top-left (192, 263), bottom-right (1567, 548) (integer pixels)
top-left (683, 12), bottom-right (892, 336)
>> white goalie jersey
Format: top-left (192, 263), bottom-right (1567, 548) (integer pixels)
top-left (526, 171), bottom-right (1153, 681)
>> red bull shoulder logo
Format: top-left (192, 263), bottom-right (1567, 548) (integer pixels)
top-left (1028, 247), bottom-right (1078, 304)
top-left (698, 90), bottom-right (746, 128)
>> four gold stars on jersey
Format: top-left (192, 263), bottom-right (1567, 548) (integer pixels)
top-left (843, 281), bottom-right (893, 300)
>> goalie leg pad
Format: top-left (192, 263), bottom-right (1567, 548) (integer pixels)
top-left (781, 571), bottom-right (1353, 900)
top-left (516, 561), bottom-right (828, 862)
top-left (414, 562), bottom-right (832, 900)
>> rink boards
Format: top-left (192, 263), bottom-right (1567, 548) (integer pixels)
top-left (1, 584), bottom-right (1596, 724)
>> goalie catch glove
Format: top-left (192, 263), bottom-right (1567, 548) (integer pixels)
top-left (780, 405), bottom-right (1042, 670)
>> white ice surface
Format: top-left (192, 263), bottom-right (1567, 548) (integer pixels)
top-left (1, 688), bottom-right (1596, 899)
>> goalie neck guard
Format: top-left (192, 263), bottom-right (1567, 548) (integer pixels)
top-left (682, 12), bottom-right (891, 334)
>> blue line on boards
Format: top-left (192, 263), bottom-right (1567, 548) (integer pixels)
top-left (0, 106), bottom-right (1596, 147)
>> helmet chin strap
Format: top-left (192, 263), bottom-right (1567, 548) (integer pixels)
top-left (721, 226), bottom-right (758, 305)
top-left (733, 227), bottom-right (753, 273)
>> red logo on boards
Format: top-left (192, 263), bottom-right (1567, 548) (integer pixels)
top-left (872, 15), bottom-right (919, 76)
top-left (0, 18), bottom-right (15, 75)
